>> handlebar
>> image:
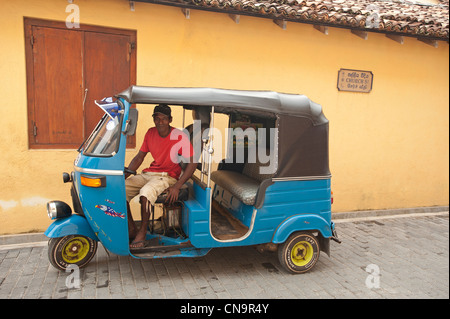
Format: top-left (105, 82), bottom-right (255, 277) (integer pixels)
top-left (124, 167), bottom-right (137, 176)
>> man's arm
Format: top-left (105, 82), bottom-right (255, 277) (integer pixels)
top-left (125, 150), bottom-right (147, 179)
top-left (165, 159), bottom-right (197, 204)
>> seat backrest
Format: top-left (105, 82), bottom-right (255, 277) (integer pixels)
top-left (242, 155), bottom-right (274, 182)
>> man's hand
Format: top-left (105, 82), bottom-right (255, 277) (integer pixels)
top-left (165, 185), bottom-right (181, 204)
top-left (164, 160), bottom-right (196, 204)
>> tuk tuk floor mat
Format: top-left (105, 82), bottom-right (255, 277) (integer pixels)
top-left (211, 200), bottom-right (248, 240)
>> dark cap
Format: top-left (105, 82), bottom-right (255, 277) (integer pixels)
top-left (153, 104), bottom-right (171, 118)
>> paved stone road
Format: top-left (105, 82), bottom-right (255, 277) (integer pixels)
top-left (0, 212), bottom-right (448, 300)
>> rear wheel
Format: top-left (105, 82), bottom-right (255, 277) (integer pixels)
top-left (278, 232), bottom-right (320, 274)
top-left (48, 235), bottom-right (97, 271)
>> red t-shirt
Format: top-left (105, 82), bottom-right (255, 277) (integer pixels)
top-left (140, 127), bottom-right (194, 179)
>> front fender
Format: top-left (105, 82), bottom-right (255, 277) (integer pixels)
top-left (272, 214), bottom-right (332, 244)
top-left (45, 214), bottom-right (98, 241)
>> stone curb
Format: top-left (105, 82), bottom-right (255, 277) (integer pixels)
top-left (331, 205), bottom-right (448, 219)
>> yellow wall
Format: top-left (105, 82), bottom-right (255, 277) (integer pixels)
top-left (0, 0), bottom-right (448, 234)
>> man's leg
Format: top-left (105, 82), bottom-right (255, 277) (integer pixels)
top-left (125, 174), bottom-right (147, 243)
top-left (130, 196), bottom-right (151, 247)
top-left (127, 201), bottom-right (137, 240)
top-left (129, 174), bottom-right (177, 248)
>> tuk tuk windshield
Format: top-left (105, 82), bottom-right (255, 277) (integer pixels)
top-left (83, 113), bottom-right (122, 157)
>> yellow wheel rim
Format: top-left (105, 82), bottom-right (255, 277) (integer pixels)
top-left (62, 236), bottom-right (90, 264)
top-left (290, 241), bottom-right (314, 267)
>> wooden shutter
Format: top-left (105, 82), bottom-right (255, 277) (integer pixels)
top-left (29, 26), bottom-right (84, 148)
top-left (24, 18), bottom-right (136, 149)
top-left (84, 31), bottom-right (135, 145)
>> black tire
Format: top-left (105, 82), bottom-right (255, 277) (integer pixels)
top-left (48, 235), bottom-right (97, 271)
top-left (278, 232), bottom-right (320, 274)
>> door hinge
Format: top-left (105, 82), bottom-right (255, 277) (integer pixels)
top-left (30, 36), bottom-right (35, 48)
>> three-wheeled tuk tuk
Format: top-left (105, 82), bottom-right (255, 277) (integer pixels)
top-left (45, 86), bottom-right (340, 274)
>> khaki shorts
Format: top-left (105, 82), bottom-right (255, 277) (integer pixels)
top-left (125, 172), bottom-right (177, 205)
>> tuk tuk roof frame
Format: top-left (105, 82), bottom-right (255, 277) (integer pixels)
top-left (116, 86), bottom-right (328, 126)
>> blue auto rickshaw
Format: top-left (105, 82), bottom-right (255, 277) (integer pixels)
top-left (45, 86), bottom-right (340, 274)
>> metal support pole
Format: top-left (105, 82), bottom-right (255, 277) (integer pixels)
top-left (207, 106), bottom-right (214, 188)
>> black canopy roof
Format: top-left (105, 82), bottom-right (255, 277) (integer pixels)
top-left (117, 86), bottom-right (328, 126)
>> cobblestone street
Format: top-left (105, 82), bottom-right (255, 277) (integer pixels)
top-left (0, 212), bottom-right (448, 300)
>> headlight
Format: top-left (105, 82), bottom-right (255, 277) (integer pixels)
top-left (47, 201), bottom-right (72, 220)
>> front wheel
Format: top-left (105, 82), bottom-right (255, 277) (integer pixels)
top-left (48, 235), bottom-right (98, 271)
top-left (278, 232), bottom-right (320, 274)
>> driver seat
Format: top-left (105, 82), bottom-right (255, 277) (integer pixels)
top-left (154, 184), bottom-right (189, 203)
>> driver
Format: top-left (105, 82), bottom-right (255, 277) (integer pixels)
top-left (124, 104), bottom-right (196, 249)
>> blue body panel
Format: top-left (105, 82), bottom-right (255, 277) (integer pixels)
top-left (45, 214), bottom-right (98, 241)
top-left (76, 173), bottom-right (129, 256)
top-left (272, 214), bottom-right (332, 243)
top-left (185, 178), bottom-right (332, 249)
top-left (261, 179), bottom-right (332, 243)
top-left (183, 182), bottom-right (213, 247)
